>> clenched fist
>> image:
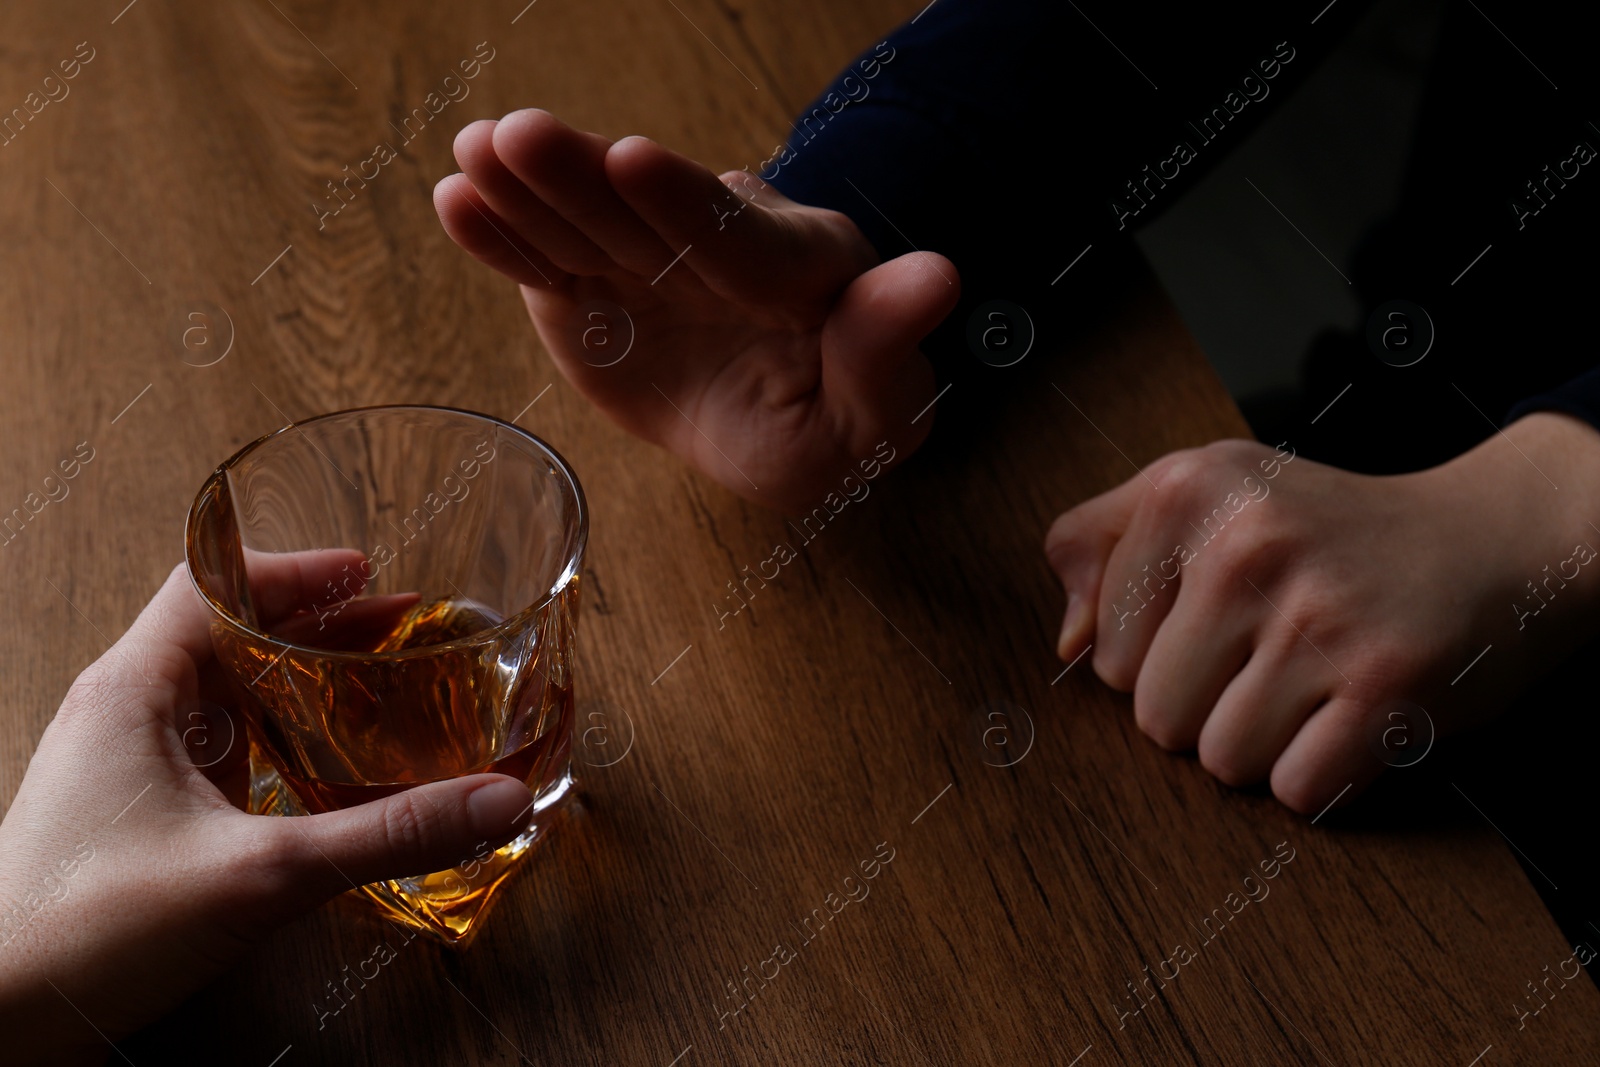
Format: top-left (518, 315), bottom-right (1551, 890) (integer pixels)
top-left (1045, 414), bottom-right (1600, 813)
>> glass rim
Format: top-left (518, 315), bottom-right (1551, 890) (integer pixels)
top-left (184, 402), bottom-right (588, 661)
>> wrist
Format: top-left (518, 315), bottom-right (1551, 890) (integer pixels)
top-left (0, 856), bottom-right (104, 1065)
top-left (1425, 410), bottom-right (1600, 647)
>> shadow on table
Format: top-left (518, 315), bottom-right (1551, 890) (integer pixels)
top-left (1266, 633), bottom-right (1600, 980)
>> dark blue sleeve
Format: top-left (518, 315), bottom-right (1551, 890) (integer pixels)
top-left (764, 0), bottom-right (1370, 309)
top-left (1507, 369), bottom-right (1600, 430)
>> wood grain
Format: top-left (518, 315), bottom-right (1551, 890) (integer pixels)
top-left (1, 0), bottom-right (1595, 1064)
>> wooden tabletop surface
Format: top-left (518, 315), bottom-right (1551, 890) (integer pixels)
top-left (3, 0), bottom-right (1597, 1063)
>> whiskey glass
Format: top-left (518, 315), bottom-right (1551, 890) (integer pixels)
top-left (185, 405), bottom-right (586, 945)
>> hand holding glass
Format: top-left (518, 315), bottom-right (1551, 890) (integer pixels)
top-left (186, 406), bottom-right (586, 944)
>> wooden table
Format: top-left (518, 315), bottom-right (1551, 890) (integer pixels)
top-left (3, 0), bottom-right (1596, 1063)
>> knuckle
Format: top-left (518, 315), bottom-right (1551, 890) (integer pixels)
top-left (62, 662), bottom-right (108, 709)
top-left (1220, 515), bottom-right (1276, 562)
top-left (1348, 645), bottom-right (1410, 693)
top-left (1148, 447), bottom-right (1200, 482)
top-left (1043, 504), bottom-right (1091, 555)
top-left (1043, 511), bottom-right (1075, 557)
top-left (1271, 582), bottom-right (1342, 648)
top-left (1045, 516), bottom-right (1111, 581)
top-left (1203, 538), bottom-right (1250, 582)
top-left (1132, 696), bottom-right (1188, 751)
top-left (54, 660), bottom-right (140, 729)
top-left (1197, 734), bottom-right (1255, 787)
top-left (382, 791), bottom-right (441, 860)
top-left (1093, 641), bottom-right (1139, 694)
top-left (1201, 437), bottom-right (1261, 465)
top-left (1270, 772), bottom-right (1324, 817)
top-left (1200, 515), bottom-right (1291, 590)
top-left (811, 206), bottom-right (862, 240)
top-left (1156, 473), bottom-right (1223, 528)
top-left (1154, 448), bottom-right (1216, 490)
top-left (1207, 537), bottom-right (1267, 586)
top-left (1253, 612), bottom-right (1309, 663)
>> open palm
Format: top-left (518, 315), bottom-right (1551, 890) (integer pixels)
top-left (434, 109), bottom-right (959, 511)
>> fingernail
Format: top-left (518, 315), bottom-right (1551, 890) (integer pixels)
top-left (1057, 594), bottom-right (1088, 660)
top-left (466, 778), bottom-right (535, 839)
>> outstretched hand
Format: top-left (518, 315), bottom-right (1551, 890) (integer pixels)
top-left (435, 109), bottom-right (959, 511)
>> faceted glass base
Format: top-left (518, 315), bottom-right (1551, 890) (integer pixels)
top-left (248, 745), bottom-right (575, 946)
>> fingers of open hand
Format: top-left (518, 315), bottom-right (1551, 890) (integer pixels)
top-left (492, 109), bottom-right (674, 277)
top-left (607, 134), bottom-right (783, 297)
top-left (451, 118), bottom-right (605, 277)
top-left (820, 251), bottom-right (957, 447)
top-left (607, 134), bottom-right (874, 306)
top-left (434, 173), bottom-right (566, 290)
